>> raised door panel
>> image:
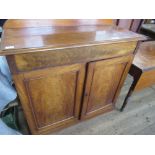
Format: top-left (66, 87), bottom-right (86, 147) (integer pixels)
top-left (13, 63), bottom-right (85, 134)
top-left (81, 55), bottom-right (133, 119)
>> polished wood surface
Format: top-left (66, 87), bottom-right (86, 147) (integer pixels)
top-left (134, 70), bottom-right (155, 91)
top-left (13, 63), bottom-right (85, 134)
top-left (1, 20), bottom-right (144, 134)
top-left (0, 20), bottom-right (145, 55)
top-left (121, 41), bottom-right (155, 111)
top-left (133, 41), bottom-right (155, 70)
top-left (3, 19), bottom-right (115, 28)
top-left (81, 55), bottom-right (133, 119)
top-left (11, 42), bottom-right (136, 73)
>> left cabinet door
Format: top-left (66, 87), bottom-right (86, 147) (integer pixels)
top-left (13, 63), bottom-right (85, 134)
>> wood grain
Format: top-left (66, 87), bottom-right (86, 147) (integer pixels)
top-left (81, 55), bottom-right (133, 119)
top-left (134, 69), bottom-right (155, 91)
top-left (3, 19), bottom-right (115, 28)
top-left (2, 20), bottom-right (143, 134)
top-left (12, 41), bottom-right (137, 73)
top-left (13, 63), bottom-right (85, 134)
top-left (0, 20), bottom-right (145, 55)
top-left (133, 41), bottom-right (155, 71)
top-left (120, 41), bottom-right (155, 111)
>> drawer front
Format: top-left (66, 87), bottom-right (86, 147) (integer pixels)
top-left (12, 41), bottom-right (137, 73)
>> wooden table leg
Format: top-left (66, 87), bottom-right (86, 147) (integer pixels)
top-left (120, 83), bottom-right (135, 111)
top-left (120, 76), bottom-right (140, 112)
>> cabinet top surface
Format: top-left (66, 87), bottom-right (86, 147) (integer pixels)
top-left (0, 24), bottom-right (145, 55)
top-left (133, 41), bottom-right (155, 70)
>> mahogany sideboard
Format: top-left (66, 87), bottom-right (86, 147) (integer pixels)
top-left (0, 20), bottom-right (145, 134)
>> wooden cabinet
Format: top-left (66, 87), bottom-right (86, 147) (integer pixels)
top-left (81, 56), bottom-right (132, 119)
top-left (12, 55), bottom-right (133, 134)
top-left (13, 64), bottom-right (85, 134)
top-left (0, 20), bottom-right (145, 134)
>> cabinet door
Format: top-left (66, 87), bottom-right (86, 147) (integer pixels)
top-left (13, 63), bottom-right (85, 134)
top-left (81, 55), bottom-right (133, 119)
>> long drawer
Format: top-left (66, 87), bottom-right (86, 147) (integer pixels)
top-left (8, 41), bottom-right (137, 73)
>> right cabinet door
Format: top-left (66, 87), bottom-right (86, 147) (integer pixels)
top-left (81, 55), bottom-right (133, 119)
